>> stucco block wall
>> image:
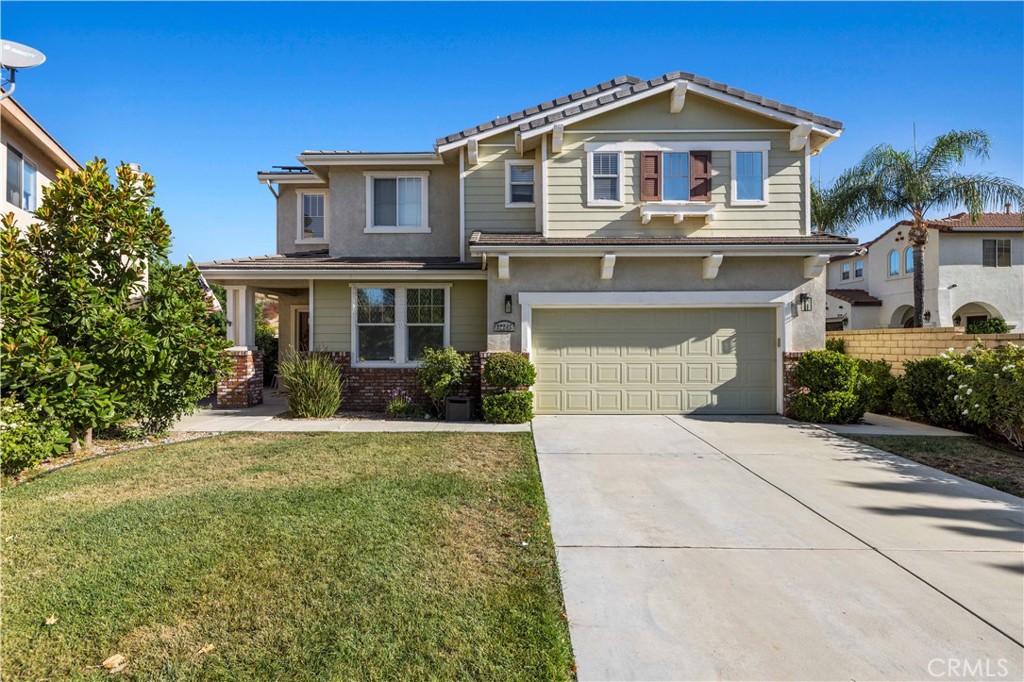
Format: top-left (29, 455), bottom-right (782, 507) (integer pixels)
top-left (826, 327), bottom-right (1024, 374)
top-left (311, 279), bottom-right (487, 353)
top-left (487, 256), bottom-right (825, 353)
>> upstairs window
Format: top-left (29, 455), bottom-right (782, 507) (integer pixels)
top-left (365, 172), bottom-right (429, 232)
top-left (854, 259), bottom-right (864, 278)
top-left (732, 151), bottom-right (766, 204)
top-left (840, 262), bottom-right (851, 280)
top-left (5, 144), bottom-right (37, 211)
top-left (663, 152), bottom-right (690, 201)
top-left (983, 239), bottom-right (1011, 267)
top-left (299, 192), bottom-right (326, 241)
top-left (588, 151), bottom-right (622, 205)
top-left (888, 250), bottom-right (900, 276)
top-left (904, 247), bottom-right (915, 274)
top-left (638, 150), bottom-right (711, 202)
top-left (506, 161), bottom-right (535, 207)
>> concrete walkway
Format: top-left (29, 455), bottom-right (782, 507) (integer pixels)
top-left (534, 415), bottom-right (1023, 681)
top-left (820, 412), bottom-right (967, 437)
top-left (172, 393), bottom-right (529, 433)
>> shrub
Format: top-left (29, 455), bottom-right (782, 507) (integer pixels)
top-left (417, 347), bottom-right (470, 416)
top-left (790, 350), bottom-right (864, 424)
top-left (483, 353), bottom-right (537, 390)
top-left (278, 351), bottom-right (344, 418)
top-left (954, 343), bottom-right (1024, 449)
top-left (825, 337), bottom-right (846, 354)
top-left (1, 397), bottom-right (69, 476)
top-left (384, 389), bottom-right (421, 419)
top-left (482, 391), bottom-right (534, 424)
top-left (966, 318), bottom-right (1011, 335)
top-left (855, 358), bottom-right (897, 414)
top-left (892, 355), bottom-right (965, 428)
top-left (256, 324), bottom-right (279, 386)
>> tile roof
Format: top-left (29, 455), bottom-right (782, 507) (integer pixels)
top-left (438, 71), bottom-right (842, 146)
top-left (469, 232), bottom-right (857, 247)
top-left (436, 75), bottom-right (641, 146)
top-left (827, 289), bottom-right (883, 306)
top-left (198, 250), bottom-right (480, 271)
top-left (927, 212), bottom-right (1023, 231)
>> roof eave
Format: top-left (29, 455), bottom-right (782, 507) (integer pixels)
top-left (200, 267), bottom-right (487, 280)
top-left (469, 242), bottom-right (857, 257)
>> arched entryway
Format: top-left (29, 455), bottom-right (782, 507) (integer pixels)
top-left (890, 305), bottom-right (915, 328)
top-left (952, 302), bottom-right (1002, 328)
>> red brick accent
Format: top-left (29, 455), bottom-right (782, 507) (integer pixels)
top-left (321, 351), bottom-right (483, 413)
top-left (782, 351), bottom-right (804, 417)
top-left (217, 349), bottom-right (264, 408)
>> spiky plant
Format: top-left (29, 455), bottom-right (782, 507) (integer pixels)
top-left (810, 167), bottom-right (874, 236)
top-left (858, 130), bottom-right (1024, 327)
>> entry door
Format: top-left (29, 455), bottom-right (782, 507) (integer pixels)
top-left (531, 308), bottom-right (777, 415)
top-left (296, 311), bottom-right (310, 352)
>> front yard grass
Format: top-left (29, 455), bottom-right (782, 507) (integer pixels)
top-left (849, 435), bottom-right (1024, 497)
top-left (1, 432), bottom-right (574, 680)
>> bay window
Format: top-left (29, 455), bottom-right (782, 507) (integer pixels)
top-left (352, 285), bottom-right (449, 365)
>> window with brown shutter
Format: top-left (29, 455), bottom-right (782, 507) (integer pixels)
top-left (639, 151), bottom-right (661, 201)
top-left (689, 151), bottom-right (712, 201)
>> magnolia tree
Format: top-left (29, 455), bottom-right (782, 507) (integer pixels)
top-left (0, 159), bottom-right (231, 449)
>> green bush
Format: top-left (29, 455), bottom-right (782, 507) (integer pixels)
top-left (256, 324), bottom-right (279, 386)
top-left (1, 397), bottom-right (69, 476)
top-left (483, 353), bottom-right (537, 390)
top-left (384, 390), bottom-right (421, 419)
top-left (482, 391), bottom-right (534, 424)
top-left (892, 356), bottom-right (965, 428)
top-left (825, 337), bottom-right (846, 354)
top-left (790, 350), bottom-right (864, 423)
top-left (954, 343), bottom-right (1024, 449)
top-left (965, 318), bottom-right (1011, 334)
top-left (855, 358), bottom-right (897, 414)
top-left (278, 351), bottom-right (344, 418)
top-left (417, 347), bottom-right (470, 416)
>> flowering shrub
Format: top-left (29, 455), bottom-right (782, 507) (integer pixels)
top-left (953, 343), bottom-right (1024, 449)
top-left (385, 389), bottom-right (421, 419)
top-left (892, 355), bottom-right (967, 428)
top-left (1, 396), bottom-right (70, 476)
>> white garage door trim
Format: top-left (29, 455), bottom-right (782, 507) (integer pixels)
top-left (519, 290), bottom-right (794, 414)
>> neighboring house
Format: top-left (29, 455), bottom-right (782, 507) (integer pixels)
top-left (1, 96), bottom-right (81, 227)
top-left (200, 71), bottom-right (856, 414)
top-left (826, 211), bottom-right (1023, 331)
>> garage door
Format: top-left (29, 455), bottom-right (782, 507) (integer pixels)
top-left (532, 308), bottom-right (777, 415)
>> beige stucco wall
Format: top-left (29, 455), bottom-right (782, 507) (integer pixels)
top-left (936, 231), bottom-right (1023, 329)
top-left (485, 256), bottom-right (824, 353)
top-left (276, 184), bottom-right (331, 254)
top-left (311, 279), bottom-right (487, 353)
top-left (1, 123), bottom-right (64, 229)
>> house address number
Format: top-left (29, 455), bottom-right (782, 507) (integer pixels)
top-left (493, 320), bottom-right (515, 332)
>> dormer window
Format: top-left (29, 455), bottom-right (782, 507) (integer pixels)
top-left (364, 171), bottom-right (430, 233)
top-left (298, 192), bottom-right (327, 243)
top-left (505, 161), bottom-right (535, 207)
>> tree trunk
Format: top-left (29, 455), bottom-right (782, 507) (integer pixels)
top-left (83, 428), bottom-right (93, 450)
top-left (909, 218), bottom-right (929, 327)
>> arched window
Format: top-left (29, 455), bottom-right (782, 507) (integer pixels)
top-left (904, 247), bottom-right (914, 274)
top-left (888, 250), bottom-right (900, 276)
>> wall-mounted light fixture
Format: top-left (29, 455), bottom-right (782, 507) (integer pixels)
top-left (953, 314), bottom-right (962, 326)
top-left (923, 310), bottom-right (931, 323)
top-left (504, 294), bottom-right (513, 314)
top-left (799, 293), bottom-right (813, 312)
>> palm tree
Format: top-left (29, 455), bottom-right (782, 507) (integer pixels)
top-left (810, 167), bottom-right (873, 235)
top-left (857, 130), bottom-right (1024, 327)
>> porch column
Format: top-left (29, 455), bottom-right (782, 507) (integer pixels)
top-left (224, 285), bottom-right (256, 349)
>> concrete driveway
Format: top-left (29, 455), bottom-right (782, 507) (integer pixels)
top-left (533, 415), bottom-right (1024, 681)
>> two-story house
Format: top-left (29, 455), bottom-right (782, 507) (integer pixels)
top-left (826, 211), bottom-right (1023, 331)
top-left (200, 72), bottom-right (856, 414)
top-left (2, 96), bottom-right (81, 226)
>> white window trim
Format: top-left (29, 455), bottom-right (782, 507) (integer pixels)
top-left (295, 191), bottom-right (328, 244)
top-left (586, 150), bottom-right (625, 207)
top-left (363, 171), bottom-right (431, 233)
top-left (349, 284), bottom-right (451, 368)
top-left (585, 140), bottom-right (771, 153)
top-left (4, 143), bottom-right (39, 213)
top-left (853, 259), bottom-right (864, 280)
top-left (840, 262), bottom-right (851, 281)
top-left (903, 246), bottom-right (915, 274)
top-left (886, 249), bottom-right (903, 278)
top-left (730, 150), bottom-right (769, 207)
top-left (505, 159), bottom-right (537, 208)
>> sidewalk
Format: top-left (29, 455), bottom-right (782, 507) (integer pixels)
top-left (817, 412), bottom-right (966, 437)
top-left (172, 392), bottom-right (530, 433)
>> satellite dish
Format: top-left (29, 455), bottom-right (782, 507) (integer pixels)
top-left (0, 40), bottom-right (46, 100)
top-left (0, 40), bottom-right (46, 69)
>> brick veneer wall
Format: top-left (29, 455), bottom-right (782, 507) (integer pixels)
top-left (324, 351), bottom-right (483, 412)
top-left (218, 349), bottom-right (264, 408)
top-left (781, 351), bottom-right (804, 417)
top-left (826, 328), bottom-right (1024, 374)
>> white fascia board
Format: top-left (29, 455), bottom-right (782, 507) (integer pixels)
top-left (519, 290), bottom-right (791, 307)
top-left (296, 153), bottom-right (444, 166)
top-left (255, 173), bottom-right (326, 185)
top-left (520, 80), bottom-right (842, 142)
top-left (201, 269), bottom-right (487, 281)
top-left (468, 243), bottom-right (857, 258)
top-left (433, 86), bottom-right (635, 154)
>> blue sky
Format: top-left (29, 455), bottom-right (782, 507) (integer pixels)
top-left (4, 1), bottom-right (1022, 263)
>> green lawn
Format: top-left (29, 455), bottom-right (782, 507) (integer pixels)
top-left (1, 433), bottom-right (574, 680)
top-left (849, 435), bottom-right (1024, 497)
